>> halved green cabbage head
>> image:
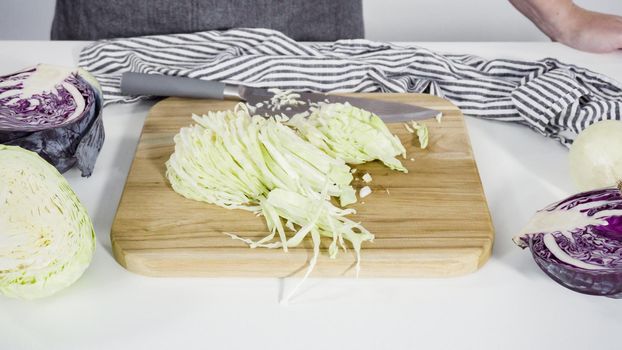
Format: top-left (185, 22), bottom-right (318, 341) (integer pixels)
top-left (0, 145), bottom-right (95, 299)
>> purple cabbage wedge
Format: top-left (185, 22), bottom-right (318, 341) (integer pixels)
top-left (0, 64), bottom-right (104, 176)
top-left (514, 186), bottom-right (622, 298)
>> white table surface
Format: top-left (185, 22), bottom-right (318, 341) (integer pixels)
top-left (1, 41), bottom-right (621, 350)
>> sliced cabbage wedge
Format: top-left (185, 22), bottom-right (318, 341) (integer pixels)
top-left (288, 102), bottom-right (408, 172)
top-left (0, 145), bottom-right (95, 299)
top-left (167, 105), bottom-right (357, 208)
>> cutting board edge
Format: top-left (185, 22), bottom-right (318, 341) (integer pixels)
top-left (111, 236), bottom-right (493, 278)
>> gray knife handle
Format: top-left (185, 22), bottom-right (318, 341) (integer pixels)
top-left (121, 72), bottom-right (240, 100)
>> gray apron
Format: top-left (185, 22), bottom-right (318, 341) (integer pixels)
top-left (51, 0), bottom-right (364, 41)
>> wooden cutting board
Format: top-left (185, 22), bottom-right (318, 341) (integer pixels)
top-left (111, 94), bottom-right (493, 277)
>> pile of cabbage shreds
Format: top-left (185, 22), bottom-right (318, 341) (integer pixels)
top-left (166, 101), bottom-right (409, 302)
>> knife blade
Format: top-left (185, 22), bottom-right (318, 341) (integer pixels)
top-left (121, 72), bottom-right (440, 122)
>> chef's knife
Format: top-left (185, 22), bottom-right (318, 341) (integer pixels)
top-left (121, 72), bottom-right (440, 123)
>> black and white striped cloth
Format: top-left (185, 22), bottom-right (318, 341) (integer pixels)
top-left (79, 28), bottom-right (622, 146)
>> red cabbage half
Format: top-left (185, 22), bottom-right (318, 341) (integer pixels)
top-left (0, 64), bottom-right (104, 176)
top-left (514, 187), bottom-right (622, 298)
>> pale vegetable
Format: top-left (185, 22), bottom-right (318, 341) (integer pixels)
top-left (267, 88), bottom-right (306, 111)
top-left (569, 120), bottom-right (622, 191)
top-left (165, 105), bottom-right (371, 263)
top-left (259, 187), bottom-right (373, 264)
top-left (403, 123), bottom-right (414, 133)
top-left (0, 145), bottom-right (95, 299)
top-left (360, 186), bottom-right (372, 198)
top-left (411, 121), bottom-right (429, 149)
top-left (288, 103), bottom-right (407, 172)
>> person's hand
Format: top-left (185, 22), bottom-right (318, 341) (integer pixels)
top-left (557, 7), bottom-right (622, 53)
top-left (510, 0), bottom-right (622, 53)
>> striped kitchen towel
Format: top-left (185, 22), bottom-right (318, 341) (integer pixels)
top-left (79, 28), bottom-right (622, 146)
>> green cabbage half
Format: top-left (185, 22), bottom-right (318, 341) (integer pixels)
top-left (0, 145), bottom-right (95, 299)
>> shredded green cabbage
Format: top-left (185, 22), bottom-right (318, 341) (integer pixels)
top-left (288, 102), bottom-right (408, 172)
top-left (165, 105), bottom-right (370, 261)
top-left (167, 106), bottom-right (356, 208)
top-left (411, 121), bottom-right (429, 149)
top-left (166, 102), bottom-right (413, 302)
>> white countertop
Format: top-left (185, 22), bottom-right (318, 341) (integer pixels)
top-left (1, 41), bottom-right (621, 350)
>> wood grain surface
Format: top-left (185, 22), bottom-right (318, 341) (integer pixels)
top-left (111, 93), bottom-right (494, 277)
